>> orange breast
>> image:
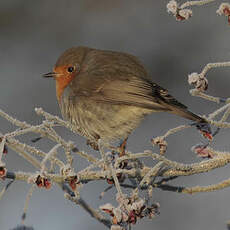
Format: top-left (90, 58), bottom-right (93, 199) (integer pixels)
top-left (54, 66), bottom-right (76, 101)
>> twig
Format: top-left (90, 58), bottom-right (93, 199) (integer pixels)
top-left (6, 140), bottom-right (42, 170)
top-left (189, 89), bottom-right (229, 104)
top-left (41, 144), bottom-right (62, 173)
top-left (64, 193), bottom-right (111, 228)
top-left (73, 150), bottom-right (98, 164)
top-left (207, 119), bottom-right (230, 128)
top-left (162, 125), bottom-right (190, 139)
top-left (155, 177), bottom-right (230, 194)
top-left (22, 185), bottom-right (36, 225)
top-left (0, 109), bottom-right (29, 129)
top-left (0, 180), bottom-right (14, 200)
top-left (4, 124), bottom-right (47, 139)
top-left (139, 162), bottom-right (164, 188)
top-left (3, 148), bottom-right (230, 185)
top-left (42, 124), bottom-right (74, 165)
top-left (110, 163), bottom-right (124, 198)
top-left (0, 136), bottom-right (6, 162)
top-left (35, 107), bottom-right (79, 134)
top-left (220, 107), bottom-right (230, 122)
top-left (116, 151), bottom-right (192, 171)
top-left (208, 103), bottom-right (230, 120)
top-left (180, 0), bottom-right (215, 9)
top-left (78, 159), bottom-right (104, 176)
top-left (200, 61), bottom-right (230, 78)
top-left (2, 104), bottom-right (230, 228)
top-left (98, 140), bottom-right (125, 198)
top-left (0, 109), bottom-right (78, 158)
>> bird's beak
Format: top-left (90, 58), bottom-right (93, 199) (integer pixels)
top-left (43, 71), bottom-right (64, 78)
top-left (42, 72), bottom-right (56, 78)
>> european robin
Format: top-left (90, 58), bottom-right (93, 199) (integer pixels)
top-left (43, 46), bottom-right (210, 151)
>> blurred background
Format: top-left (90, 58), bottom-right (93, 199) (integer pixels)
top-left (0, 0), bottom-right (230, 229)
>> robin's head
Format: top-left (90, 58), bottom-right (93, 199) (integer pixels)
top-left (43, 46), bottom-right (91, 101)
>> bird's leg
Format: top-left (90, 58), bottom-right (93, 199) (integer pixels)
top-left (118, 138), bottom-right (128, 157)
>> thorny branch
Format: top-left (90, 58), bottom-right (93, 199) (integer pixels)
top-left (0, 60), bottom-right (230, 229)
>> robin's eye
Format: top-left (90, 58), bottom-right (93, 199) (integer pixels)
top-left (67, 66), bottom-right (75, 73)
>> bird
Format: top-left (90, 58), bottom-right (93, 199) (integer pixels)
top-left (43, 46), bottom-right (210, 152)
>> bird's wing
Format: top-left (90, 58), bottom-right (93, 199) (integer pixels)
top-left (68, 49), bottom-right (187, 111)
top-left (69, 72), bottom-right (187, 111)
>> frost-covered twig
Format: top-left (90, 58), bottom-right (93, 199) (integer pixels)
top-left (167, 0), bottom-right (215, 21)
top-left (1, 84), bottom-right (230, 229)
top-left (167, 0), bottom-right (230, 25)
top-left (64, 193), bottom-right (111, 228)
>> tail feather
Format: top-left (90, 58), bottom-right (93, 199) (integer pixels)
top-left (153, 87), bottom-right (212, 138)
top-left (170, 108), bottom-right (206, 123)
top-left (170, 107), bottom-right (212, 138)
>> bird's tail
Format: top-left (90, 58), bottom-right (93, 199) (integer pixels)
top-left (171, 107), bottom-right (206, 123)
top-left (170, 108), bottom-right (212, 139)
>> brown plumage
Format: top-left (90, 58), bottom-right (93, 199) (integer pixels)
top-left (43, 46), bottom-right (208, 149)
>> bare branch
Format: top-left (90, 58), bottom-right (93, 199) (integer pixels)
top-left (65, 193), bottom-right (111, 228)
